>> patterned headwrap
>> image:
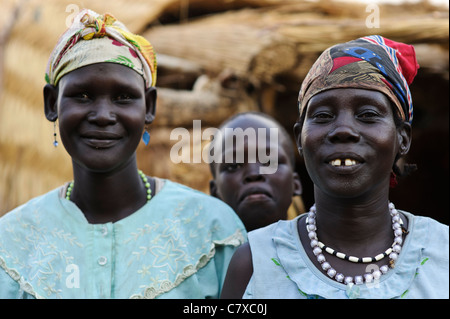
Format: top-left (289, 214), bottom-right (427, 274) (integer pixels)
top-left (45, 9), bottom-right (157, 88)
top-left (298, 35), bottom-right (419, 124)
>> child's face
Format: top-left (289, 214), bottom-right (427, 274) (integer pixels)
top-left (56, 63), bottom-right (150, 172)
top-left (211, 116), bottom-right (301, 231)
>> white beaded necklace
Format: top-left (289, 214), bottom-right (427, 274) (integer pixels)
top-left (306, 202), bottom-right (404, 285)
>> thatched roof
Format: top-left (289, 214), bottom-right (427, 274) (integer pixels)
top-left (1, 0), bottom-right (448, 223)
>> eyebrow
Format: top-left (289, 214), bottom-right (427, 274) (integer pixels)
top-left (61, 78), bottom-right (143, 95)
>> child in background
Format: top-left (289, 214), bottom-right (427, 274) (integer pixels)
top-left (209, 111), bottom-right (304, 232)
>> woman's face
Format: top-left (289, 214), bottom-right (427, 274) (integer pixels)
top-left (297, 88), bottom-right (408, 199)
top-left (56, 63), bottom-right (154, 172)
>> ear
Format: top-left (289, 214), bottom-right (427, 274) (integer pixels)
top-left (397, 122), bottom-right (412, 157)
top-left (292, 172), bottom-right (303, 196)
top-left (209, 180), bottom-right (220, 199)
top-left (144, 87), bottom-right (157, 124)
top-left (293, 122), bottom-right (303, 155)
top-left (43, 84), bottom-right (58, 122)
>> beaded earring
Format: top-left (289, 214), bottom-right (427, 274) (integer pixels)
top-left (53, 121), bottom-right (58, 147)
top-left (142, 127), bottom-right (150, 146)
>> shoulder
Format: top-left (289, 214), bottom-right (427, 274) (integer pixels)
top-left (155, 178), bottom-right (247, 242)
top-left (245, 219), bottom-right (298, 272)
top-left (161, 179), bottom-right (222, 202)
top-left (159, 179), bottom-right (242, 220)
top-left (405, 211), bottom-right (449, 242)
top-left (230, 242), bottom-right (253, 270)
top-left (406, 211), bottom-right (449, 255)
top-left (220, 242), bottom-right (253, 298)
top-left (402, 211), bottom-right (448, 274)
top-left (0, 188), bottom-right (61, 227)
top-left (399, 211), bottom-right (449, 298)
top-left (248, 218), bottom-right (293, 246)
top-left (0, 188), bottom-right (64, 247)
top-left (0, 188), bottom-right (63, 298)
top-left (221, 219), bottom-right (300, 299)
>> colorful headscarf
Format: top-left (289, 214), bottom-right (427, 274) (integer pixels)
top-left (45, 9), bottom-right (157, 88)
top-left (298, 35), bottom-right (419, 124)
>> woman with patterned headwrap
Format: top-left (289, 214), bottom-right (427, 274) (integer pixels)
top-left (0, 9), bottom-right (246, 299)
top-left (221, 35), bottom-right (448, 299)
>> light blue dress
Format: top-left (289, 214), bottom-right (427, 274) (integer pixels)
top-left (243, 211), bottom-right (449, 299)
top-left (0, 178), bottom-right (246, 299)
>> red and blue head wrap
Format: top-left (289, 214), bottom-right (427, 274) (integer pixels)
top-left (298, 35), bottom-right (419, 124)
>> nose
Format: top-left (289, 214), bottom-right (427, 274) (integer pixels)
top-left (243, 162), bottom-right (266, 184)
top-left (327, 113), bottom-right (360, 143)
top-left (87, 98), bottom-right (117, 126)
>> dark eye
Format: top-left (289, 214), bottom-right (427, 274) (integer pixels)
top-left (74, 92), bottom-right (91, 102)
top-left (221, 163), bottom-right (242, 173)
top-left (115, 94), bottom-right (132, 102)
top-left (311, 111), bottom-right (334, 123)
top-left (357, 109), bottom-right (381, 122)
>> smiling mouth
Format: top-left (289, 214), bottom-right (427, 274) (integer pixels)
top-left (329, 158), bottom-right (361, 167)
top-left (81, 132), bottom-right (122, 149)
top-left (83, 138), bottom-right (121, 149)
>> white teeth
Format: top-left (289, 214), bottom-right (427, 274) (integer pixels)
top-left (330, 159), bottom-right (358, 166)
top-left (331, 159), bottom-right (341, 166)
top-left (345, 159), bottom-right (356, 166)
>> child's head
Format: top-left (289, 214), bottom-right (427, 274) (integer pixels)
top-left (43, 9), bottom-right (157, 170)
top-left (209, 111), bottom-right (302, 231)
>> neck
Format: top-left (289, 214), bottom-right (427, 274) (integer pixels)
top-left (70, 161), bottom-right (147, 224)
top-left (312, 188), bottom-right (393, 251)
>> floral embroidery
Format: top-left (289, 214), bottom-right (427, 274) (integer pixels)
top-left (150, 239), bottom-right (186, 274)
top-left (131, 229), bottom-right (245, 299)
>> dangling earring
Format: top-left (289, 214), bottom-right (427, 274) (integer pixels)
top-left (142, 126), bottom-right (150, 146)
top-left (53, 121), bottom-right (58, 147)
top-left (389, 171), bottom-right (398, 188)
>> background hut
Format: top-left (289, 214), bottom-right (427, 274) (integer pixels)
top-left (0, 0), bottom-right (448, 224)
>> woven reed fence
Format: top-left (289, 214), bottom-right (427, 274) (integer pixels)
top-left (0, 0), bottom-right (448, 221)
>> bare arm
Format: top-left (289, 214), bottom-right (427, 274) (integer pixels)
top-left (220, 242), bottom-right (253, 299)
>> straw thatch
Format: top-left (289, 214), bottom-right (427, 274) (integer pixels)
top-left (1, 0), bottom-right (448, 223)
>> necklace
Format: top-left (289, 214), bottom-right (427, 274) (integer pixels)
top-left (306, 202), bottom-right (404, 285)
top-left (65, 169), bottom-right (152, 202)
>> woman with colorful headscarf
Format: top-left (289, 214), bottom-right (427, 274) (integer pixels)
top-left (0, 9), bottom-right (246, 299)
top-left (221, 35), bottom-right (448, 299)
